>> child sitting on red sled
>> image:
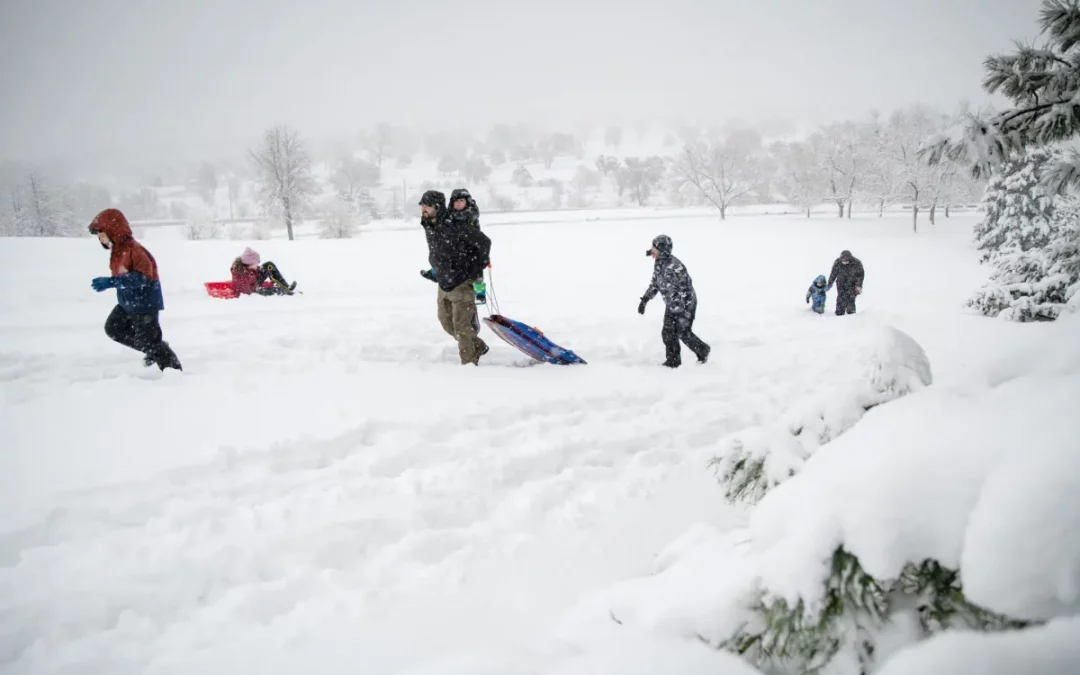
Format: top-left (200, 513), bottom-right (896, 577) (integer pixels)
top-left (230, 247), bottom-right (297, 296)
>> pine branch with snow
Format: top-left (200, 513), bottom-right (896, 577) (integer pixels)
top-left (725, 549), bottom-right (1030, 675)
top-left (920, 0), bottom-right (1080, 192)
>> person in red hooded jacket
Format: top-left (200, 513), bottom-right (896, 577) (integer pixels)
top-left (88, 208), bottom-right (182, 371)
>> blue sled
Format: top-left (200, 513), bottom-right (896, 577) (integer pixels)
top-left (482, 314), bottom-right (587, 365)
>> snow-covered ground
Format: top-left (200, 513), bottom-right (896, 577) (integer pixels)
top-left (0, 211), bottom-right (1054, 674)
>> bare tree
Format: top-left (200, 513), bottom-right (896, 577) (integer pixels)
top-left (817, 122), bottom-right (864, 218)
top-left (360, 122), bottom-right (394, 172)
top-left (860, 112), bottom-right (906, 217)
top-left (461, 156), bottom-right (492, 183)
top-left (617, 157), bottom-right (666, 206)
top-left (198, 162), bottom-right (217, 206)
top-left (227, 174), bottom-right (241, 220)
top-left (770, 141), bottom-right (825, 217)
top-left (887, 107), bottom-right (942, 232)
top-left (594, 155), bottom-right (620, 177)
top-left (535, 136), bottom-right (556, 169)
top-left (332, 156), bottom-right (379, 215)
top-left (249, 125), bottom-right (316, 241)
top-left (8, 170), bottom-right (76, 236)
top-left (605, 125), bottom-right (623, 150)
top-left (67, 182), bottom-right (113, 224)
top-left (672, 141), bottom-right (760, 219)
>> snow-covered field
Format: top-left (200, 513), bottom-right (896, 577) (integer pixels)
top-left (1, 211), bottom-right (1068, 674)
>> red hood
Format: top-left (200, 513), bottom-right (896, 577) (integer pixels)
top-left (89, 208), bottom-right (132, 243)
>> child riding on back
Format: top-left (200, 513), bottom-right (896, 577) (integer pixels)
top-left (806, 274), bottom-right (827, 314)
top-left (422, 188), bottom-right (488, 305)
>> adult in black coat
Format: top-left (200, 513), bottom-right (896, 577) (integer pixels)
top-left (418, 190), bottom-right (491, 365)
top-left (827, 249), bottom-right (865, 315)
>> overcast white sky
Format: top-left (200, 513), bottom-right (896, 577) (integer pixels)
top-left (0, 0), bottom-right (1045, 163)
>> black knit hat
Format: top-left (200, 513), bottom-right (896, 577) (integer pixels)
top-left (419, 190), bottom-right (445, 209)
top-left (646, 234), bottom-right (673, 256)
top-left (450, 188), bottom-right (473, 203)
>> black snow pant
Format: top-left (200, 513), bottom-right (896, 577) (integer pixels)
top-left (662, 305), bottom-right (710, 367)
top-left (835, 287), bottom-right (857, 315)
top-left (104, 305), bottom-right (181, 370)
top-left (256, 262), bottom-right (294, 295)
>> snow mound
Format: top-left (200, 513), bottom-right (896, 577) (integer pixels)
top-left (563, 313), bottom-right (1080, 673)
top-left (749, 313), bottom-right (1080, 617)
top-left (541, 633), bottom-right (764, 675)
top-left (398, 632), bottom-right (765, 675)
top-left (877, 616), bottom-right (1080, 675)
top-left (711, 324), bottom-right (932, 504)
top-left (552, 524), bottom-right (758, 649)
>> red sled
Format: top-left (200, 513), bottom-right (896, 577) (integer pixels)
top-left (204, 280), bottom-right (273, 299)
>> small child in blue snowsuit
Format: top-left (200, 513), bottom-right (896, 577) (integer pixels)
top-left (806, 274), bottom-right (827, 314)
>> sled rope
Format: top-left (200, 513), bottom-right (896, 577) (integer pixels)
top-left (485, 265), bottom-right (502, 316)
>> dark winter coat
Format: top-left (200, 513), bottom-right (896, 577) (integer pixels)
top-left (89, 208), bottom-right (165, 314)
top-left (827, 251), bottom-right (864, 294)
top-left (448, 204), bottom-right (481, 230)
top-left (642, 252), bottom-right (697, 317)
top-left (449, 189), bottom-right (481, 227)
top-left (423, 211), bottom-right (492, 292)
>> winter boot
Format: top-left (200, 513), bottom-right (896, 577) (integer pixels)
top-left (697, 344), bottom-right (711, 364)
top-left (154, 342), bottom-right (183, 372)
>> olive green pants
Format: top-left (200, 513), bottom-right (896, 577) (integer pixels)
top-left (437, 282), bottom-right (488, 364)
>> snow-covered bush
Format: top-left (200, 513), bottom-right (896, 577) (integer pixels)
top-left (572, 315), bottom-right (1080, 675)
top-left (319, 201), bottom-right (363, 239)
top-left (710, 325), bottom-right (932, 505)
top-left (968, 147), bottom-right (1080, 321)
top-left (185, 214), bottom-right (221, 240)
top-left (225, 222), bottom-right (248, 240)
top-left (251, 219), bottom-right (273, 240)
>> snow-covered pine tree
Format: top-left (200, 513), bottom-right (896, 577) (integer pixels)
top-left (972, 147), bottom-right (1062, 262)
top-left (968, 146), bottom-right (1080, 321)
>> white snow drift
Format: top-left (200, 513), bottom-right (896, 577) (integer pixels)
top-left (3, 212), bottom-right (1073, 674)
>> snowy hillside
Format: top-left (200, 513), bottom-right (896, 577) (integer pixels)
top-left (1, 212), bottom-right (1076, 674)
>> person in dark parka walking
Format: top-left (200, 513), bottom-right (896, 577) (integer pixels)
top-left (827, 249), bottom-right (865, 315)
top-left (638, 234), bottom-right (711, 368)
top-left (418, 190), bottom-right (492, 365)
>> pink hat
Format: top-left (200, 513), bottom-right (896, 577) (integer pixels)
top-left (240, 247), bottom-right (260, 266)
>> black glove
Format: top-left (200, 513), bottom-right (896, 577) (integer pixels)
top-left (638, 298), bottom-right (647, 315)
